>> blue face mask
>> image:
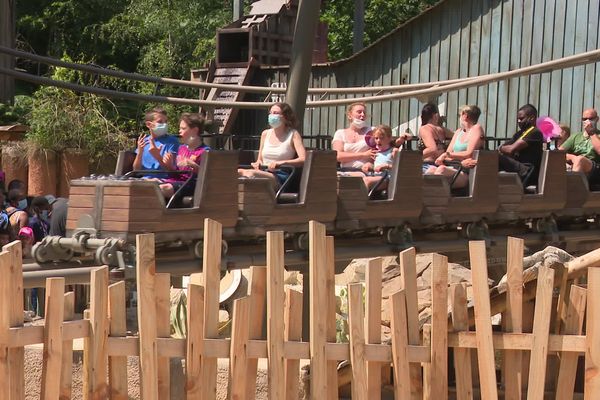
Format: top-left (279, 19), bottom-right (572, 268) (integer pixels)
top-left (41, 210), bottom-right (49, 221)
top-left (153, 123), bottom-right (169, 137)
top-left (17, 199), bottom-right (27, 210)
top-left (268, 114), bottom-right (282, 128)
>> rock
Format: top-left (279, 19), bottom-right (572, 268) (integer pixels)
top-left (495, 246), bottom-right (574, 293)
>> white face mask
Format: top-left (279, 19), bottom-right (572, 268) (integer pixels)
top-left (153, 123), bottom-right (169, 137)
top-left (352, 119), bottom-right (367, 129)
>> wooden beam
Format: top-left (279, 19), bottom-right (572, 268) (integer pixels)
top-left (108, 281), bottom-right (128, 400)
top-left (365, 257), bottom-right (382, 400)
top-left (88, 266), bottom-right (109, 400)
top-left (450, 283), bottom-right (473, 400)
top-left (60, 292), bottom-right (75, 400)
top-left (503, 236), bottom-right (523, 400)
top-left (391, 290), bottom-right (411, 399)
top-left (469, 241), bottom-right (498, 400)
top-left (136, 234), bottom-right (158, 400)
top-left (4, 241), bottom-right (24, 400)
top-left (348, 283), bottom-right (367, 400)
top-left (267, 231), bottom-right (286, 399)
top-left (40, 278), bottom-right (65, 400)
top-left (430, 253), bottom-right (448, 399)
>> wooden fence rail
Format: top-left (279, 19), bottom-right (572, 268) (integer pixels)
top-left (0, 218), bottom-right (598, 399)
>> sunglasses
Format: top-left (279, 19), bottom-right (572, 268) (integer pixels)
top-left (582, 117), bottom-right (598, 122)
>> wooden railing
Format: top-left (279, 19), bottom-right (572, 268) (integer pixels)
top-left (0, 219), bottom-right (598, 399)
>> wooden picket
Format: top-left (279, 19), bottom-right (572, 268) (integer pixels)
top-left (2, 220), bottom-right (600, 399)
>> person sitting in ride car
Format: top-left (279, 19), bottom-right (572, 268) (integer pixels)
top-left (498, 104), bottom-right (543, 185)
top-left (237, 102), bottom-right (306, 190)
top-left (159, 113), bottom-right (210, 198)
top-left (360, 125), bottom-right (398, 189)
top-left (559, 108), bottom-right (600, 184)
top-left (133, 106), bottom-right (179, 172)
top-left (425, 105), bottom-right (484, 189)
top-left (418, 103), bottom-right (454, 173)
top-left (332, 102), bottom-right (376, 175)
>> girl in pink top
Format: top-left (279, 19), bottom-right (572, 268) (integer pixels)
top-left (159, 113), bottom-right (210, 198)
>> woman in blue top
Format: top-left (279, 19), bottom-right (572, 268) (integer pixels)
top-left (426, 105), bottom-right (484, 189)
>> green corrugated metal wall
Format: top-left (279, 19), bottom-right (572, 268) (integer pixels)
top-left (236, 0), bottom-right (600, 142)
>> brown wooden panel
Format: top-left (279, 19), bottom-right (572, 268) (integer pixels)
top-left (101, 208), bottom-right (163, 222)
top-left (68, 194), bottom-right (96, 208)
top-left (103, 196), bottom-right (163, 209)
top-left (69, 186), bottom-right (96, 195)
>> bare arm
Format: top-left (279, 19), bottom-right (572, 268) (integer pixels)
top-left (448, 126), bottom-right (484, 160)
top-left (332, 138), bottom-right (376, 163)
top-left (590, 133), bottom-right (600, 155)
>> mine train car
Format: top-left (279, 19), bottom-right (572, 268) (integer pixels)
top-left (30, 147), bottom-right (600, 269)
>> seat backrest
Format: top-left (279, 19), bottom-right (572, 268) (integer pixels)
top-left (193, 151), bottom-right (239, 210)
top-left (297, 150), bottom-right (337, 204)
top-left (537, 150), bottom-right (566, 195)
top-left (467, 150), bottom-right (499, 200)
top-left (114, 150), bottom-right (136, 175)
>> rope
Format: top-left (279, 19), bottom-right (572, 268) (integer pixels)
top-left (0, 45), bottom-right (475, 94)
top-left (1, 48), bottom-right (600, 108)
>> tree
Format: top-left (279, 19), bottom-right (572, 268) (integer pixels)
top-left (321, 0), bottom-right (440, 60)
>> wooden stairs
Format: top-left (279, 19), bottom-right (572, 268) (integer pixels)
top-left (204, 62), bottom-right (256, 135)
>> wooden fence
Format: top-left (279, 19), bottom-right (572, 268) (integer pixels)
top-left (0, 218), bottom-right (599, 399)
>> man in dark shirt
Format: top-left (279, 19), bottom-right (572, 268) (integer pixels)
top-left (498, 104), bottom-right (544, 185)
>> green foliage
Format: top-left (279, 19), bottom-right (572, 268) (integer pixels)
top-left (322, 0), bottom-right (440, 60)
top-left (0, 96), bottom-right (33, 125)
top-left (26, 84), bottom-right (131, 165)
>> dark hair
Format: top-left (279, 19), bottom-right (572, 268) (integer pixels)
top-left (519, 104), bottom-right (538, 118)
top-left (7, 189), bottom-right (24, 204)
top-left (31, 196), bottom-right (49, 210)
top-left (7, 179), bottom-right (25, 191)
top-left (144, 106), bottom-right (168, 122)
top-left (421, 103), bottom-right (439, 125)
top-left (273, 102), bottom-right (298, 129)
top-left (179, 113), bottom-right (205, 136)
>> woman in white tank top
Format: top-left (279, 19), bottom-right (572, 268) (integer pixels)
top-left (238, 102), bottom-right (306, 188)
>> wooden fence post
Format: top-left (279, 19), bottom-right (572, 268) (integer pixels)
top-left (309, 221), bottom-right (328, 399)
top-left (348, 282), bottom-right (367, 400)
top-left (246, 266), bottom-right (267, 398)
top-left (229, 296), bottom-right (251, 400)
top-left (185, 283), bottom-right (204, 400)
top-left (585, 267), bottom-right (600, 398)
top-left (469, 241), bottom-right (498, 400)
top-left (267, 231), bottom-right (286, 399)
top-left (555, 285), bottom-right (587, 399)
top-left (430, 253), bottom-right (448, 400)
top-left (4, 241), bottom-right (24, 400)
top-left (201, 218), bottom-right (222, 400)
top-left (108, 281), bottom-right (128, 399)
top-left (526, 266), bottom-right (555, 399)
top-left (504, 236), bottom-right (523, 400)
top-left (390, 290), bottom-right (411, 400)
top-left (60, 292), bottom-right (75, 399)
top-left (0, 251), bottom-right (12, 399)
top-left (285, 288), bottom-right (303, 400)
top-left (88, 266), bottom-right (109, 400)
top-left (136, 234), bottom-right (159, 400)
top-left (365, 257), bottom-right (382, 400)
top-left (155, 273), bottom-right (171, 399)
top-left (325, 236), bottom-right (338, 399)
top-left (399, 247), bottom-right (422, 399)
top-left (450, 283), bottom-right (473, 400)
top-left (41, 277), bottom-right (65, 400)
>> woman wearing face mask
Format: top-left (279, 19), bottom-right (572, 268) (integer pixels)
top-left (28, 196), bottom-right (50, 243)
top-left (238, 102), bottom-right (306, 188)
top-left (332, 102), bottom-right (377, 175)
top-left (5, 189), bottom-right (29, 240)
top-left (159, 113), bottom-right (210, 198)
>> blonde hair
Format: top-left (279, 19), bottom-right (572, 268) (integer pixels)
top-left (460, 105), bottom-right (481, 123)
top-left (372, 124), bottom-right (392, 139)
top-left (559, 123), bottom-right (571, 136)
top-left (346, 102), bottom-right (366, 116)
